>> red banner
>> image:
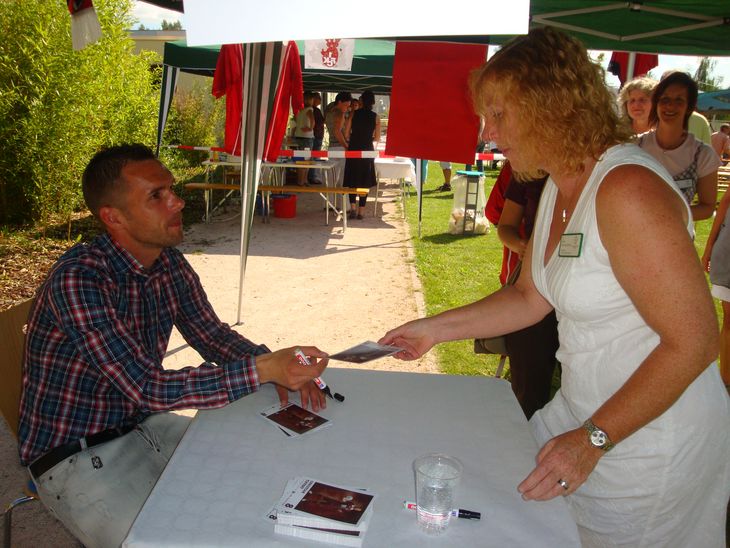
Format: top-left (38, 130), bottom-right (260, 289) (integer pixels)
top-left (386, 41), bottom-right (486, 164)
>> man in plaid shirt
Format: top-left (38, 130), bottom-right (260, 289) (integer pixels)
top-left (18, 144), bottom-right (329, 547)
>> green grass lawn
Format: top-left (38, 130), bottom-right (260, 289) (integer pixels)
top-left (403, 161), bottom-right (719, 377)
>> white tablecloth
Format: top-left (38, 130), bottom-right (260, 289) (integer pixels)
top-left (124, 369), bottom-right (579, 547)
top-left (375, 157), bottom-right (417, 182)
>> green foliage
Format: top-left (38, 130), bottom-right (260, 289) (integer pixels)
top-left (403, 162), bottom-right (505, 377)
top-left (159, 81), bottom-right (225, 170)
top-left (161, 19), bottom-right (183, 31)
top-left (0, 0), bottom-right (159, 228)
top-left (405, 161), bottom-right (719, 376)
top-left (694, 57), bottom-right (723, 92)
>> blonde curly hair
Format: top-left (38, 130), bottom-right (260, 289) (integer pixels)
top-left (470, 27), bottom-right (632, 179)
top-left (617, 76), bottom-right (657, 127)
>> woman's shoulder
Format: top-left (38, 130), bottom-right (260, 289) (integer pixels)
top-left (636, 129), bottom-right (656, 148)
top-left (694, 138), bottom-right (723, 174)
top-left (596, 145), bottom-right (680, 198)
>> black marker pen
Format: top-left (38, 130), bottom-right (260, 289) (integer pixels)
top-left (403, 500), bottom-right (481, 520)
top-left (294, 349), bottom-right (345, 402)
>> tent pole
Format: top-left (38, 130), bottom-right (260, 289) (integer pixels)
top-left (235, 44), bottom-right (252, 326)
top-left (626, 52), bottom-right (636, 81)
top-left (416, 158), bottom-right (423, 238)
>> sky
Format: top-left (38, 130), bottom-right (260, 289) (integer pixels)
top-left (131, 1), bottom-right (729, 89)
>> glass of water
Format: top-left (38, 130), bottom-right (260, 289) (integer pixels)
top-left (412, 453), bottom-right (463, 534)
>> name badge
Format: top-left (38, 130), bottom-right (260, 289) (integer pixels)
top-left (674, 178), bottom-right (693, 191)
top-left (559, 233), bottom-right (583, 257)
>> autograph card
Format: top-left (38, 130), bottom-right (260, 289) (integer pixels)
top-left (260, 403), bottom-right (331, 437)
top-left (278, 477), bottom-right (375, 528)
top-left (329, 341), bottom-right (403, 363)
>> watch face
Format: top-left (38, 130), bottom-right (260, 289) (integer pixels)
top-left (590, 430), bottom-right (607, 447)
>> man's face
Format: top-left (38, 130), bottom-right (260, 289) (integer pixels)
top-left (337, 100), bottom-right (351, 112)
top-left (114, 160), bottom-right (185, 254)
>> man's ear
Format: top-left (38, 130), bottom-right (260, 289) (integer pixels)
top-left (98, 205), bottom-right (124, 230)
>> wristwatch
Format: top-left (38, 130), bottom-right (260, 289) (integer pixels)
top-left (583, 419), bottom-right (615, 452)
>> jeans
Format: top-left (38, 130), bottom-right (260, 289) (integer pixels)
top-left (29, 413), bottom-right (191, 548)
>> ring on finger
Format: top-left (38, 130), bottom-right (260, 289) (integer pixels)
top-left (557, 479), bottom-right (569, 490)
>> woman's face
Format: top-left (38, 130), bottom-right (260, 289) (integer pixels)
top-left (481, 101), bottom-right (531, 172)
top-left (626, 89), bottom-right (651, 124)
top-left (657, 84), bottom-right (689, 127)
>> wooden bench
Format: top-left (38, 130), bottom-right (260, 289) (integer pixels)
top-left (184, 183), bottom-right (370, 229)
top-left (185, 182), bottom-right (239, 191)
top-left (184, 182), bottom-right (240, 222)
top-left (257, 185), bottom-right (370, 230)
top-left (717, 167), bottom-right (730, 200)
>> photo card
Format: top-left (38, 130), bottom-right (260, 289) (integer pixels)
top-left (329, 341), bottom-right (403, 363)
top-left (279, 477), bottom-right (375, 528)
top-left (259, 403), bottom-right (331, 437)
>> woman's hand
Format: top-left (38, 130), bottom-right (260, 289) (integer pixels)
top-left (517, 427), bottom-right (602, 500)
top-left (379, 318), bottom-right (437, 360)
top-left (701, 247), bottom-right (712, 272)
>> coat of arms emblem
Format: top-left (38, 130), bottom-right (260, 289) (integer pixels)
top-left (320, 39), bottom-right (341, 68)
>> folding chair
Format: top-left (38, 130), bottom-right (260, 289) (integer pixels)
top-left (473, 337), bottom-right (508, 379)
top-left (0, 298), bottom-right (39, 548)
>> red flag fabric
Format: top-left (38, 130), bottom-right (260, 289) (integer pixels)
top-left (607, 52), bottom-right (659, 85)
top-left (264, 41), bottom-right (304, 162)
top-left (67, 0), bottom-right (93, 13)
top-left (212, 44), bottom-right (243, 156)
top-left (385, 41), bottom-right (486, 164)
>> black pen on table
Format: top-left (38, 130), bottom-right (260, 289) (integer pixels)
top-left (403, 500), bottom-right (481, 520)
top-left (294, 348), bottom-right (345, 402)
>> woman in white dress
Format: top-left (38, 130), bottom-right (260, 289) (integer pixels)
top-left (380, 27), bottom-right (729, 547)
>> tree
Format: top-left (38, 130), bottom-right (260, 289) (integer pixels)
top-left (694, 57), bottom-right (723, 92)
top-left (161, 19), bottom-right (183, 30)
top-left (0, 0), bottom-right (160, 227)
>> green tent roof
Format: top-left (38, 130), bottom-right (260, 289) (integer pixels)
top-left (147, 1), bottom-right (730, 57)
top-left (521, 1), bottom-right (730, 56)
top-left (162, 39), bottom-right (396, 93)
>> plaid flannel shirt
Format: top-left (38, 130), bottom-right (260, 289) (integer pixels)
top-left (18, 233), bottom-right (269, 465)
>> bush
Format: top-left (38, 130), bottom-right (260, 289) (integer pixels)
top-left (0, 0), bottom-right (159, 228)
top-left (159, 81), bottom-right (225, 170)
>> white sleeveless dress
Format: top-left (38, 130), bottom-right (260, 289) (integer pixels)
top-left (529, 144), bottom-right (730, 547)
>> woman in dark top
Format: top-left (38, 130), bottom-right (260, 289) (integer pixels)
top-left (343, 91), bottom-right (380, 219)
top-left (498, 171), bottom-right (559, 419)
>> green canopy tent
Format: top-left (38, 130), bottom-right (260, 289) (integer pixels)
top-left (155, 40), bottom-right (219, 154)
top-left (155, 39), bottom-right (395, 153)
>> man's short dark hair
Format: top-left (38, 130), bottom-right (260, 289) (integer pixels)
top-left (82, 144), bottom-right (157, 217)
top-left (359, 91), bottom-right (375, 109)
top-left (335, 92), bottom-right (353, 104)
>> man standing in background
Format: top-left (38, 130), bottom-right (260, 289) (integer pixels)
top-left (308, 92), bottom-right (326, 184)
